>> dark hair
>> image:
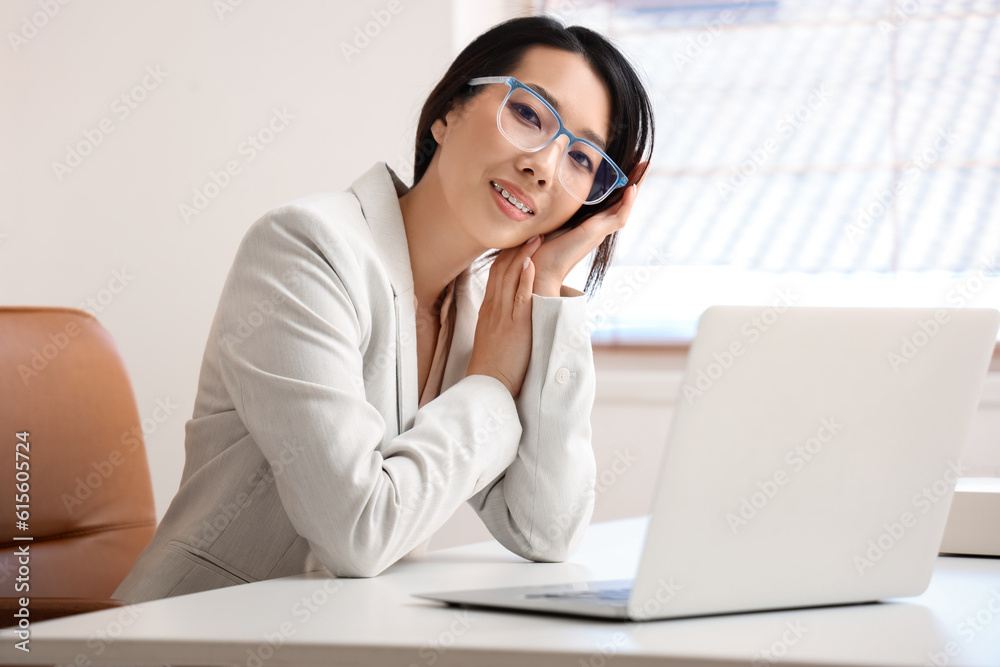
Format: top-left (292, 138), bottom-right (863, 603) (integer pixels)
top-left (409, 14), bottom-right (655, 299)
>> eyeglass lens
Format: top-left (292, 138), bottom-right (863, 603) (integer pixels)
top-left (499, 87), bottom-right (618, 204)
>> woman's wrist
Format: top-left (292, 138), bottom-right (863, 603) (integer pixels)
top-left (532, 283), bottom-right (584, 297)
top-left (532, 283), bottom-right (561, 297)
top-left (560, 284), bottom-right (584, 297)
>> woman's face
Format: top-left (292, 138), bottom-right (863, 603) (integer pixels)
top-left (430, 45), bottom-right (613, 250)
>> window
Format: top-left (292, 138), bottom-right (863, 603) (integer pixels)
top-left (541, 0), bottom-right (1000, 553)
top-left (540, 0), bottom-right (1000, 344)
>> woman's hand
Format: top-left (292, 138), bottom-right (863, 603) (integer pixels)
top-left (465, 234), bottom-right (543, 399)
top-left (529, 161), bottom-right (650, 296)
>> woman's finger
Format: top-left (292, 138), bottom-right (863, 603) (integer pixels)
top-left (486, 245), bottom-right (516, 304)
top-left (502, 234), bottom-right (542, 310)
top-left (485, 234), bottom-right (539, 307)
top-left (515, 255), bottom-right (534, 317)
top-left (632, 160), bottom-right (650, 188)
top-left (613, 182), bottom-right (640, 230)
top-left (585, 165), bottom-right (647, 240)
top-left (603, 160), bottom-right (649, 230)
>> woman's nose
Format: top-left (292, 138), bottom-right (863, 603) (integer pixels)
top-left (521, 135), bottom-right (569, 186)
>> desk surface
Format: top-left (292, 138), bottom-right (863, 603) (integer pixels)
top-left (2, 516), bottom-right (999, 667)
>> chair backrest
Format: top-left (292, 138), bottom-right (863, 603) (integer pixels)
top-left (0, 307), bottom-right (156, 598)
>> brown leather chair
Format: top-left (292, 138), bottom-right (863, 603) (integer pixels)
top-left (0, 307), bottom-right (157, 628)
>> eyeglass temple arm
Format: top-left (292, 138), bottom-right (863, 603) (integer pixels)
top-left (467, 76), bottom-right (511, 86)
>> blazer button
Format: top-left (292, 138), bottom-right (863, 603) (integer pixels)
top-left (556, 367), bottom-right (571, 383)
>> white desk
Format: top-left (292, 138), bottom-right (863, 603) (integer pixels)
top-left (2, 517), bottom-right (999, 666)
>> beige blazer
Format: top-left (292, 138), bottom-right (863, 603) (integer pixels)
top-left (113, 161), bottom-right (597, 603)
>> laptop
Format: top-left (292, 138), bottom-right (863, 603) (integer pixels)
top-left (414, 306), bottom-right (1000, 621)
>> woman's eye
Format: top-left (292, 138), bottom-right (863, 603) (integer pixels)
top-left (511, 103), bottom-right (541, 128)
top-left (570, 150), bottom-right (594, 173)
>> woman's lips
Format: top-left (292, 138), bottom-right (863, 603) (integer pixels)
top-left (490, 184), bottom-right (531, 221)
top-left (490, 180), bottom-right (534, 220)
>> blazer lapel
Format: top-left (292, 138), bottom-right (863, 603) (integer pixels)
top-left (349, 161), bottom-right (419, 432)
top-left (441, 261), bottom-right (487, 392)
top-left (348, 161), bottom-right (491, 432)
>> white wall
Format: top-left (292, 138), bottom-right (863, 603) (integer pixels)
top-left (1, 0), bottom-right (526, 532)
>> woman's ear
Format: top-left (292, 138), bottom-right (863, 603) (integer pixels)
top-left (432, 95), bottom-right (474, 145)
top-left (431, 117), bottom-right (447, 145)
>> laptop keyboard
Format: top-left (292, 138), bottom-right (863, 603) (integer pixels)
top-left (524, 586), bottom-right (632, 604)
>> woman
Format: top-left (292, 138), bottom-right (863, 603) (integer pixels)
top-left (113, 14), bottom-right (654, 603)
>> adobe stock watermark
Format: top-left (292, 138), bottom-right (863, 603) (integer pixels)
top-left (58, 602), bottom-right (148, 666)
top-left (8, 0), bottom-right (72, 53)
top-left (544, 0), bottom-right (585, 15)
top-left (341, 0), bottom-right (403, 63)
top-left (672, 4), bottom-right (745, 71)
top-left (214, 0), bottom-right (247, 21)
top-left (407, 609), bottom-right (477, 667)
top-left (751, 620), bottom-right (809, 666)
top-left (16, 319), bottom-right (82, 385)
top-left (351, 338), bottom-right (404, 397)
top-left (887, 309), bottom-right (950, 373)
top-left (845, 126), bottom-right (957, 245)
top-left (878, 0), bottom-right (923, 36)
top-left (220, 268), bottom-right (304, 350)
top-left (189, 438), bottom-right (306, 551)
top-left (61, 397), bottom-right (179, 515)
top-left (401, 403), bottom-right (516, 517)
top-left (574, 578), bottom-right (683, 663)
top-left (946, 254), bottom-right (997, 308)
top-left (0, 556), bottom-right (17, 590)
top-left (578, 629), bottom-right (630, 667)
top-left (52, 66), bottom-right (168, 182)
top-left (15, 266), bottom-right (132, 385)
top-left (395, 136), bottom-right (437, 185)
top-left (239, 577), bottom-right (345, 667)
top-left (563, 243), bottom-right (674, 352)
top-left (923, 588), bottom-right (1000, 666)
top-left (545, 447), bottom-right (637, 543)
top-left (888, 254), bottom-right (996, 372)
top-left (600, 245), bottom-right (674, 313)
top-left (626, 576), bottom-right (683, 621)
top-left (180, 106), bottom-right (296, 223)
top-left (852, 460), bottom-right (966, 575)
top-left (718, 85), bottom-right (832, 200)
top-left (680, 288), bottom-right (798, 404)
top-left (76, 267), bottom-right (135, 317)
top-left (726, 417), bottom-right (844, 534)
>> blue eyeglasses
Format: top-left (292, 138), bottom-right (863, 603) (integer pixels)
top-left (467, 76), bottom-right (628, 205)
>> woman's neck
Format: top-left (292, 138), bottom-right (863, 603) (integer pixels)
top-left (398, 168), bottom-right (488, 314)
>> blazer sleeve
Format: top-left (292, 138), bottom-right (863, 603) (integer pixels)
top-left (466, 292), bottom-right (598, 562)
top-left (215, 204), bottom-right (523, 578)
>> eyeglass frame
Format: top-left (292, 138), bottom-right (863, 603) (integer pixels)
top-left (466, 75), bottom-right (628, 205)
